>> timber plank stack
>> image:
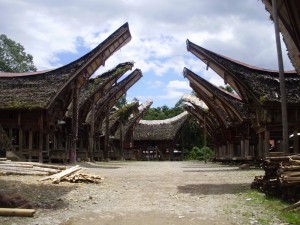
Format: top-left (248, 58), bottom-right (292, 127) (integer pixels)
top-left (0, 160), bottom-right (103, 184)
top-left (0, 160), bottom-right (66, 176)
top-left (251, 155), bottom-right (300, 202)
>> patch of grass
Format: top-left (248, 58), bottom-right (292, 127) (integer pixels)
top-left (244, 190), bottom-right (300, 224)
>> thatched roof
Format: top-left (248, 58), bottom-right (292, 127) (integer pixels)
top-left (114, 99), bottom-right (153, 139)
top-left (102, 101), bottom-right (140, 136)
top-left (133, 111), bottom-right (189, 141)
top-left (262, 0), bottom-right (300, 74)
top-left (89, 69), bottom-right (142, 128)
top-left (186, 39), bottom-right (300, 106)
top-left (184, 68), bottom-right (250, 122)
top-left (0, 23), bottom-right (131, 110)
top-left (182, 93), bottom-right (208, 109)
top-left (182, 93), bottom-right (219, 131)
top-left (77, 62), bottom-right (134, 121)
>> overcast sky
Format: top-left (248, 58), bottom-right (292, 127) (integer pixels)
top-left (0, 0), bottom-right (294, 107)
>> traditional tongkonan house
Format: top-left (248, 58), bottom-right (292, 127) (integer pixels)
top-left (0, 23), bottom-right (132, 163)
top-left (133, 111), bottom-right (189, 161)
top-left (183, 69), bottom-right (257, 162)
top-left (112, 99), bottom-right (153, 160)
top-left (182, 94), bottom-right (225, 160)
top-left (186, 39), bottom-right (300, 158)
top-left (87, 69), bottom-right (142, 161)
top-left (60, 62), bottom-right (135, 162)
top-left (262, 0), bottom-right (300, 74)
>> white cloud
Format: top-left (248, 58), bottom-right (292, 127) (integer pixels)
top-left (0, 0), bottom-right (295, 107)
top-left (167, 80), bottom-right (191, 90)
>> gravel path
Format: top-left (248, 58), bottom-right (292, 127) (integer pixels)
top-left (0, 161), bottom-right (286, 225)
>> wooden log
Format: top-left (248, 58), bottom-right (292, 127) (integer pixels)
top-left (282, 201), bottom-right (300, 211)
top-left (0, 170), bottom-right (49, 176)
top-left (0, 208), bottom-right (35, 217)
top-left (0, 167), bottom-right (60, 175)
top-left (0, 161), bottom-right (66, 170)
top-left (39, 165), bottom-right (81, 182)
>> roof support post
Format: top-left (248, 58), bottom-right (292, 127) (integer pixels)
top-left (70, 81), bottom-right (79, 163)
top-left (88, 98), bottom-right (95, 162)
top-left (272, 0), bottom-right (289, 153)
top-left (38, 112), bottom-right (44, 163)
top-left (104, 107), bottom-right (110, 161)
top-left (203, 116), bottom-right (207, 147)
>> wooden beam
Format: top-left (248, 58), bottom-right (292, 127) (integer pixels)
top-left (70, 81), bottom-right (79, 163)
top-left (88, 98), bottom-right (95, 161)
top-left (29, 130), bottom-right (33, 162)
top-left (38, 112), bottom-right (44, 163)
top-left (104, 108), bottom-right (110, 161)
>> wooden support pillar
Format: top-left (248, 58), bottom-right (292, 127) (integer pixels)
top-left (293, 130), bottom-right (299, 154)
top-left (264, 130), bottom-right (270, 158)
top-left (228, 142), bottom-right (234, 158)
top-left (18, 129), bottom-right (23, 152)
top-left (70, 81), bottom-right (79, 163)
top-left (18, 113), bottom-right (22, 152)
top-left (203, 116), bottom-right (207, 147)
top-left (119, 122), bottom-right (123, 160)
top-left (258, 132), bottom-right (263, 159)
top-left (29, 130), bottom-right (33, 162)
top-left (45, 133), bottom-right (50, 156)
top-left (240, 139), bottom-right (245, 157)
top-left (38, 112), bottom-right (44, 163)
top-left (88, 98), bottom-right (95, 161)
top-left (244, 139), bottom-right (250, 157)
top-left (104, 109), bottom-right (110, 161)
top-left (8, 128), bottom-right (13, 146)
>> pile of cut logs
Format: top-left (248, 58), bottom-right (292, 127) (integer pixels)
top-left (251, 154), bottom-right (300, 202)
top-left (39, 165), bottom-right (103, 184)
top-left (0, 159), bottom-right (103, 184)
top-left (0, 159), bottom-right (66, 176)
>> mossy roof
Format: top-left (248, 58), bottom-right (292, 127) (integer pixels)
top-left (0, 23), bottom-right (131, 110)
top-left (133, 111), bottom-right (189, 141)
top-left (186, 40), bottom-right (300, 105)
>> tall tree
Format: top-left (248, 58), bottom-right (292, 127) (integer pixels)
top-left (0, 34), bottom-right (37, 72)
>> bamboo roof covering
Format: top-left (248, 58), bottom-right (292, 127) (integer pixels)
top-left (184, 68), bottom-right (250, 123)
top-left (133, 111), bottom-right (189, 141)
top-left (182, 93), bottom-right (220, 131)
top-left (114, 99), bottom-right (153, 139)
top-left (90, 69), bottom-right (142, 128)
top-left (262, 0), bottom-right (300, 74)
top-left (76, 62), bottom-right (134, 121)
top-left (0, 23), bottom-right (131, 110)
top-left (186, 39), bottom-right (300, 106)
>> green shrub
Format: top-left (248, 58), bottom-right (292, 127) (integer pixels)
top-left (187, 146), bottom-right (213, 163)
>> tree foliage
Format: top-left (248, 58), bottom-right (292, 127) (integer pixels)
top-left (0, 34), bottom-right (37, 72)
top-left (143, 104), bottom-right (184, 120)
top-left (219, 84), bottom-right (233, 93)
top-left (115, 94), bottom-right (127, 109)
top-left (186, 146), bottom-right (213, 162)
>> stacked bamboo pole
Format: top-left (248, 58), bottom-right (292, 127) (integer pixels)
top-left (0, 161), bottom-right (66, 176)
top-left (251, 155), bottom-right (300, 202)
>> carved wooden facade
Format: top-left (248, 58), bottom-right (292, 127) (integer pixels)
top-left (186, 40), bottom-right (300, 159)
top-left (0, 23), bottom-right (132, 162)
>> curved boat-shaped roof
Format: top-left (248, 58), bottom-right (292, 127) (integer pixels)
top-left (186, 39), bottom-right (300, 105)
top-left (184, 68), bottom-right (250, 123)
top-left (134, 111), bottom-right (189, 141)
top-left (77, 62), bottom-right (134, 122)
top-left (0, 23), bottom-right (131, 110)
top-left (262, 0), bottom-right (300, 74)
top-left (91, 69), bottom-right (142, 129)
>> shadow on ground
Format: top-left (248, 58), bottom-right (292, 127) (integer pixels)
top-left (183, 168), bottom-right (241, 173)
top-left (177, 183), bottom-right (249, 195)
top-left (0, 178), bottom-right (77, 209)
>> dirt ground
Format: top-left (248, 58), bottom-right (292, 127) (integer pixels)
top-left (0, 161), bottom-right (289, 225)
